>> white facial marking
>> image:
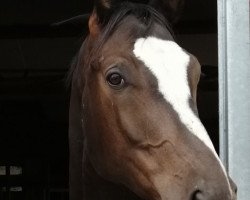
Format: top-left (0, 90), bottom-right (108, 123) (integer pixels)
top-left (133, 36), bottom-right (215, 153)
top-left (133, 36), bottom-right (230, 192)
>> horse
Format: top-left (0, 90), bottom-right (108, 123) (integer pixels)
top-left (68, 0), bottom-right (237, 199)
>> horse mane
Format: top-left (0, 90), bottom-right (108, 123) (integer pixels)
top-left (67, 2), bottom-right (174, 89)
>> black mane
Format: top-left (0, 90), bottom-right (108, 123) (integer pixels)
top-left (97, 2), bottom-right (173, 48)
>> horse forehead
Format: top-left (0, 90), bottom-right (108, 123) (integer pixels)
top-left (133, 36), bottom-right (216, 153)
top-left (133, 36), bottom-right (191, 104)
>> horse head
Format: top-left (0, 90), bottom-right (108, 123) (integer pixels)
top-left (70, 1), bottom-right (237, 199)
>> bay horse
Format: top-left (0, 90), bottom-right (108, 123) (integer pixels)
top-left (68, 0), bottom-right (237, 199)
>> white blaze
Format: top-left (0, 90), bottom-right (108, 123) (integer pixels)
top-left (133, 36), bottom-right (230, 193)
top-left (133, 37), bottom-right (215, 153)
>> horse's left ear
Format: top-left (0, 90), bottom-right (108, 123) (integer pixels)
top-left (88, 10), bottom-right (100, 38)
top-left (88, 0), bottom-right (120, 38)
top-left (149, 0), bottom-right (186, 23)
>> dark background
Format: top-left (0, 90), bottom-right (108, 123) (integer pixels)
top-left (0, 0), bottom-right (218, 200)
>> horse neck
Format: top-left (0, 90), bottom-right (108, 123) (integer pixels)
top-left (82, 150), bottom-right (142, 200)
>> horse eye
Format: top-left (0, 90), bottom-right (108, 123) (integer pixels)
top-left (106, 73), bottom-right (124, 88)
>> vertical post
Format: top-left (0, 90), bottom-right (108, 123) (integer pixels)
top-left (218, 0), bottom-right (250, 199)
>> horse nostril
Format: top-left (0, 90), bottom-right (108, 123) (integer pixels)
top-left (191, 190), bottom-right (204, 200)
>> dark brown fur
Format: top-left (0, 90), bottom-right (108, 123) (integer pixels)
top-left (69, 1), bottom-right (237, 200)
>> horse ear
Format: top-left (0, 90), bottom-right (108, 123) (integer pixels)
top-left (149, 0), bottom-right (186, 23)
top-left (90, 0), bottom-right (169, 37)
top-left (88, 0), bottom-right (118, 38)
top-left (88, 10), bottom-right (100, 38)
